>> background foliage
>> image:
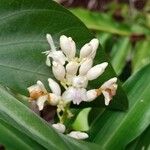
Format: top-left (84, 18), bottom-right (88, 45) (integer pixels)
top-left (0, 0), bottom-right (150, 149)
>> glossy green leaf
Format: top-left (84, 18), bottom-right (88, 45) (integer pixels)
top-left (111, 37), bottom-right (131, 75)
top-left (0, 85), bottom-right (101, 150)
top-left (88, 63), bottom-right (150, 149)
top-left (0, 119), bottom-right (45, 150)
top-left (132, 40), bottom-right (150, 73)
top-left (70, 8), bottom-right (131, 36)
top-left (0, 0), bottom-right (128, 110)
top-left (126, 125), bottom-right (150, 150)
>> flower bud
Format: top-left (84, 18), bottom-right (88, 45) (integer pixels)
top-left (80, 43), bottom-right (93, 59)
top-left (101, 77), bottom-right (117, 89)
top-left (100, 77), bottom-right (118, 106)
top-left (66, 61), bottom-right (79, 75)
top-left (60, 35), bottom-right (76, 59)
top-left (27, 81), bottom-right (47, 100)
top-left (46, 34), bottom-right (56, 51)
top-left (36, 95), bottom-right (48, 111)
top-left (86, 89), bottom-right (97, 102)
top-left (79, 58), bottom-right (93, 75)
top-left (37, 81), bottom-right (47, 93)
top-left (48, 78), bottom-right (61, 96)
top-left (52, 123), bottom-right (66, 133)
top-left (48, 51), bottom-right (66, 65)
top-left (87, 62), bottom-right (108, 80)
top-left (48, 93), bottom-right (60, 106)
top-left (52, 61), bottom-right (66, 81)
top-left (67, 131), bottom-right (89, 140)
top-left (89, 38), bottom-right (99, 59)
top-left (72, 76), bottom-right (88, 88)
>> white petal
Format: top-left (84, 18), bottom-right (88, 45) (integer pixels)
top-left (52, 61), bottom-right (66, 81)
top-left (86, 89), bottom-right (97, 102)
top-left (60, 35), bottom-right (76, 59)
top-left (66, 61), bottom-right (79, 75)
top-left (80, 43), bottom-right (93, 59)
top-left (48, 51), bottom-right (66, 65)
top-left (101, 77), bottom-right (117, 89)
top-left (67, 131), bottom-right (89, 140)
top-left (72, 76), bottom-right (88, 88)
top-left (45, 55), bottom-right (51, 66)
top-left (46, 34), bottom-right (56, 51)
top-left (102, 91), bottom-right (111, 105)
top-left (79, 58), bottom-right (93, 75)
top-left (49, 93), bottom-right (60, 106)
top-left (89, 38), bottom-right (99, 59)
top-left (36, 95), bottom-right (48, 111)
top-left (48, 78), bottom-right (61, 96)
top-left (28, 81), bottom-right (47, 94)
top-left (87, 62), bottom-right (108, 80)
top-left (37, 80), bottom-right (47, 93)
top-left (62, 87), bottom-right (75, 103)
top-left (52, 123), bottom-right (66, 133)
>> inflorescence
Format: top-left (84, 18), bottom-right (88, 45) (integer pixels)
top-left (27, 34), bottom-right (118, 140)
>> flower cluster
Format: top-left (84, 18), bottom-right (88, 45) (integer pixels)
top-left (27, 34), bottom-right (118, 140)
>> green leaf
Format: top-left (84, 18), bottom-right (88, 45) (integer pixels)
top-left (111, 37), bottom-right (131, 75)
top-left (0, 85), bottom-right (101, 150)
top-left (88, 63), bottom-right (150, 149)
top-left (126, 125), bottom-right (150, 150)
top-left (0, 119), bottom-right (45, 150)
top-left (132, 40), bottom-right (150, 73)
top-left (70, 8), bottom-right (131, 36)
top-left (0, 0), bottom-right (128, 110)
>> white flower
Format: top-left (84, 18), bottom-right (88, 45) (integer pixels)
top-left (79, 58), bottom-right (93, 76)
top-left (67, 131), bottom-right (89, 140)
top-left (79, 38), bottom-right (99, 60)
top-left (52, 123), bottom-right (66, 133)
top-left (52, 61), bottom-right (66, 81)
top-left (66, 61), bottom-right (79, 76)
top-left (86, 89), bottom-right (98, 102)
top-left (60, 35), bottom-right (76, 60)
top-left (44, 34), bottom-right (66, 66)
top-left (48, 78), bottom-right (61, 96)
top-left (48, 93), bottom-right (61, 106)
top-left (27, 80), bottom-right (47, 100)
top-left (100, 77), bottom-right (118, 105)
top-left (72, 76), bottom-right (88, 88)
top-left (36, 95), bottom-right (48, 111)
top-left (79, 43), bottom-right (93, 59)
top-left (89, 38), bottom-right (99, 59)
top-left (27, 81), bottom-right (48, 110)
top-left (62, 87), bottom-right (87, 105)
top-left (86, 62), bottom-right (108, 80)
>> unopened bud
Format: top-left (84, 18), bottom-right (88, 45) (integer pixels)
top-left (66, 61), bottom-right (79, 75)
top-left (48, 78), bottom-right (61, 96)
top-left (86, 89), bottom-right (97, 102)
top-left (52, 61), bottom-right (66, 81)
top-left (52, 123), bottom-right (66, 133)
top-left (67, 131), bottom-right (89, 140)
top-left (60, 35), bottom-right (76, 59)
top-left (80, 43), bottom-right (93, 59)
top-left (87, 62), bottom-right (108, 80)
top-left (79, 58), bottom-right (93, 75)
top-left (48, 93), bottom-right (60, 106)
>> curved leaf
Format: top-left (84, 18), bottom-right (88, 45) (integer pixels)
top-left (0, 85), bottom-right (101, 150)
top-left (0, 119), bottom-right (45, 150)
top-left (70, 8), bottom-right (131, 36)
top-left (0, 0), bottom-right (128, 110)
top-left (111, 37), bottom-right (131, 75)
top-left (88, 63), bottom-right (150, 149)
